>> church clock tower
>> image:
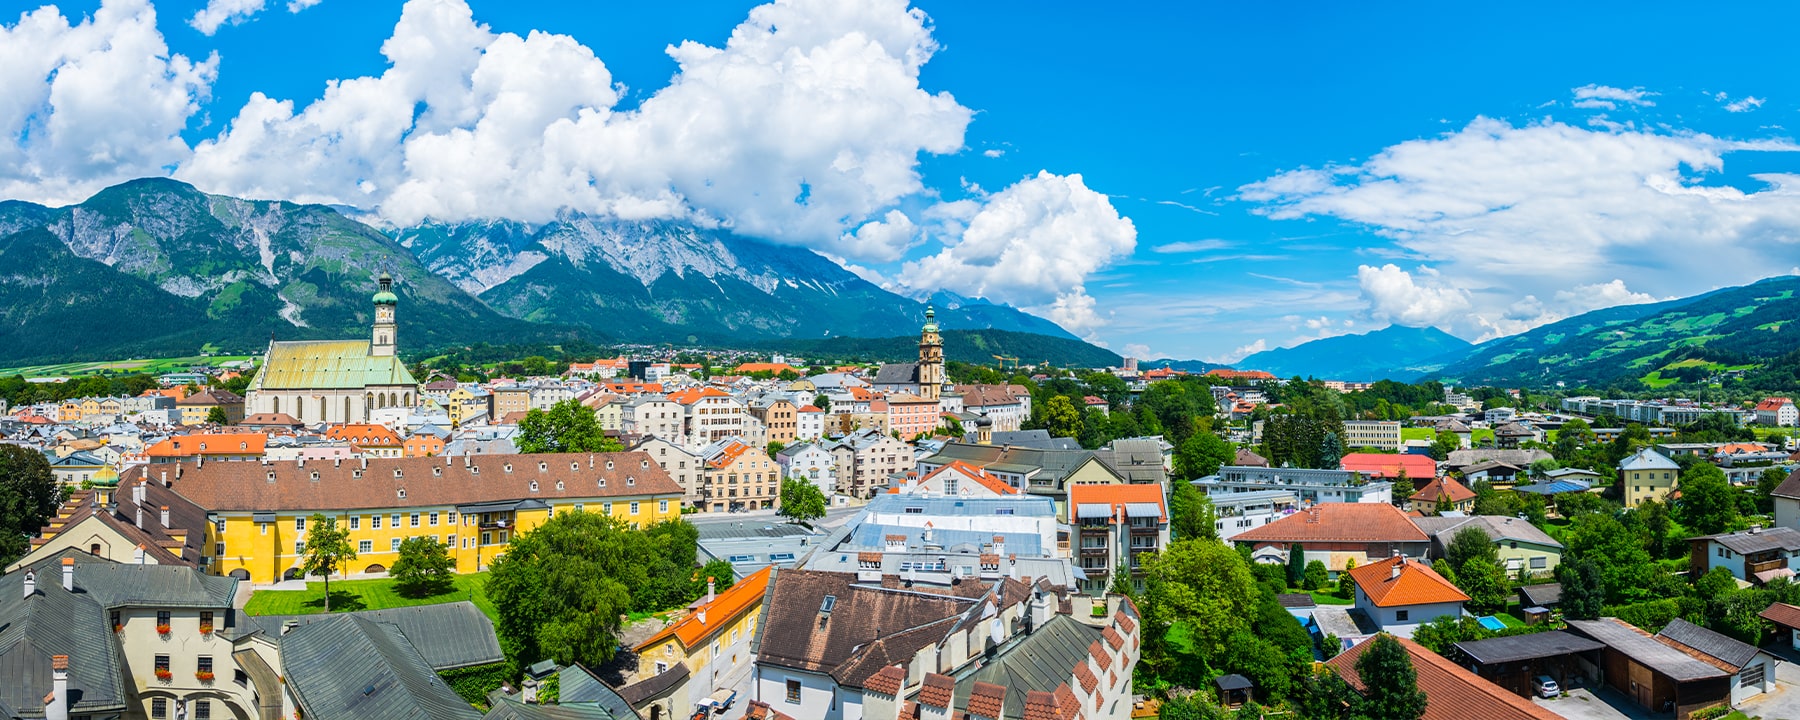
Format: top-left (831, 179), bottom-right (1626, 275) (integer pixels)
top-left (918, 306), bottom-right (943, 401)
top-left (372, 273), bottom-right (398, 357)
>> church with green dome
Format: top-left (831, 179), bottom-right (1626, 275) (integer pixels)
top-left (243, 273), bottom-right (421, 425)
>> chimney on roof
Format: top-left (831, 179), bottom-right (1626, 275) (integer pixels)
top-left (61, 557), bottom-right (74, 591)
top-left (994, 536), bottom-right (1005, 557)
top-left (22, 570), bottom-right (34, 599)
top-left (136, 506), bottom-right (144, 530)
top-left (134, 544), bottom-right (145, 564)
top-left (46, 655), bottom-right (68, 720)
top-left (1391, 558), bottom-right (1403, 580)
top-left (136, 481), bottom-right (147, 505)
top-left (1008, 554), bottom-right (1019, 581)
top-left (707, 577), bottom-right (716, 604)
top-left (281, 620), bottom-right (298, 636)
top-left (160, 506), bottom-right (170, 528)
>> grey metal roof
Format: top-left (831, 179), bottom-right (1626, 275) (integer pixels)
top-left (1518, 584), bottom-right (1562, 607)
top-left (485, 699), bottom-right (622, 720)
top-left (1619, 448), bottom-right (1680, 471)
top-left (1453, 631), bottom-right (1603, 665)
top-left (253, 602), bottom-right (502, 670)
top-left (864, 494), bottom-right (1056, 517)
top-left (281, 615), bottom-right (483, 720)
top-left (987, 431), bottom-right (1080, 451)
top-left (1276, 593), bottom-right (1315, 608)
top-left (872, 363), bottom-right (920, 385)
top-left (844, 523), bottom-right (1043, 557)
top-left (1075, 503), bottom-right (1112, 519)
top-left (1696, 527), bottom-right (1800, 555)
top-left (1656, 618), bottom-right (1763, 671)
top-left (1213, 674), bottom-right (1254, 691)
top-left (1309, 606), bottom-right (1378, 639)
top-left (1125, 502), bottom-right (1162, 518)
top-left (695, 521), bottom-right (818, 541)
top-left (555, 663), bottom-right (641, 719)
top-left (950, 614), bottom-right (1102, 720)
top-left (616, 663), bottom-right (688, 705)
top-left (1566, 619), bottom-right (1726, 682)
top-left (26, 554), bottom-right (239, 610)
top-left (0, 570), bottom-right (125, 716)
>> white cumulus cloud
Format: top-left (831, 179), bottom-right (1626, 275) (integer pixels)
top-left (898, 171), bottom-right (1136, 331)
top-left (181, 0), bottom-right (973, 262)
top-left (1242, 117), bottom-right (1800, 339)
top-left (1721, 94), bottom-right (1766, 113)
top-left (190, 0), bottom-right (322, 35)
top-left (1571, 84), bottom-right (1655, 110)
top-left (0, 0), bottom-right (216, 205)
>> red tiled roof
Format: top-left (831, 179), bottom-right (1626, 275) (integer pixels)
top-left (1326, 635), bottom-right (1559, 720)
top-left (1757, 397), bottom-right (1793, 411)
top-left (863, 665), bottom-right (905, 696)
top-left (1410, 476), bottom-right (1476, 504)
top-left (1206, 369), bottom-right (1276, 380)
top-left (324, 424), bottom-right (402, 446)
top-left (1113, 611), bottom-right (1136, 635)
top-left (145, 433), bottom-right (267, 457)
top-left (634, 565), bottom-right (773, 652)
top-left (922, 460), bottom-right (1019, 496)
top-left (745, 700), bottom-right (797, 720)
top-left (919, 673), bottom-right (955, 709)
top-left (1073, 661), bottom-right (1098, 693)
top-left (1763, 602), bottom-right (1800, 629)
top-left (1341, 452), bottom-right (1437, 480)
top-left (1103, 626), bottom-right (1124, 651)
top-left (1347, 557), bottom-right (1468, 607)
top-left (967, 681), bottom-right (1007, 719)
top-left (1089, 640), bottom-right (1113, 670)
top-left (1232, 503), bottom-right (1429, 544)
top-left (735, 362), bottom-right (801, 375)
top-left (668, 387), bottom-right (732, 405)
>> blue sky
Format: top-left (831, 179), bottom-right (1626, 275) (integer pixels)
top-left (8, 1), bottom-right (1800, 363)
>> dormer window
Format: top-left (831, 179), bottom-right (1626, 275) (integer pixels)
top-left (266, 472), bottom-right (276, 481)
top-left (556, 481), bottom-right (565, 491)
top-left (627, 476), bottom-right (635, 486)
top-left (598, 478), bottom-right (606, 488)
top-left (539, 462), bottom-right (547, 472)
top-left (504, 464), bottom-right (513, 473)
top-left (432, 467), bottom-right (441, 477)
top-left (239, 442), bottom-right (248, 450)
top-left (393, 469), bottom-right (403, 478)
top-left (530, 481), bottom-right (539, 492)
top-left (353, 470), bottom-right (363, 479)
top-left (642, 460), bottom-right (649, 469)
top-left (606, 461), bottom-right (615, 470)
top-left (309, 472), bottom-right (319, 481)
top-left (571, 462), bottom-right (579, 471)
top-left (471, 467), bottom-right (479, 475)
top-left (397, 489), bottom-right (406, 499)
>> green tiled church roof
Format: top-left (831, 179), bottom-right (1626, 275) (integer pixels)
top-left (259, 340), bottom-right (418, 390)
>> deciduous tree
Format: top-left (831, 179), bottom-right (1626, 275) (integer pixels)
top-left (1677, 463), bottom-right (1739, 535)
top-left (1354, 635), bottom-right (1427, 720)
top-left (1175, 431), bottom-right (1234, 480)
top-left (300, 514), bottom-right (356, 612)
top-left (777, 478), bottom-right (827, 524)
top-left (0, 446), bottom-right (61, 567)
top-left (516, 399), bottom-right (621, 454)
top-left (391, 536), bottom-right (456, 598)
top-left (1042, 395), bottom-right (1083, 440)
top-left (1169, 481), bottom-right (1217, 542)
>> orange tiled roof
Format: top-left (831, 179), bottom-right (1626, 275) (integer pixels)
top-left (1340, 452), bottom-right (1437, 480)
top-left (922, 461), bottom-right (1019, 496)
top-left (1326, 635), bottom-right (1558, 720)
top-left (634, 566), bottom-right (774, 652)
top-left (1206, 369), bottom-right (1276, 380)
top-left (1068, 482), bottom-right (1167, 523)
top-left (1757, 397), bottom-right (1793, 411)
top-left (668, 387), bottom-right (731, 405)
top-left (324, 424), bottom-right (403, 446)
top-left (1232, 503), bottom-right (1429, 544)
top-left (1346, 557), bottom-right (1469, 607)
top-left (1717, 443), bottom-right (1769, 455)
top-left (145, 433), bottom-right (267, 457)
top-left (735, 362), bottom-right (801, 375)
top-left (707, 441), bottom-right (753, 470)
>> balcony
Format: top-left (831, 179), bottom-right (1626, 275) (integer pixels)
top-left (1748, 557), bottom-right (1788, 577)
top-left (1080, 544), bottom-right (1110, 556)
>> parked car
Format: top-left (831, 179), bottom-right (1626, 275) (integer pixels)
top-left (1532, 675), bottom-right (1561, 698)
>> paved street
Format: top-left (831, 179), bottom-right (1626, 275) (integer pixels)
top-left (1735, 656), bottom-right (1800, 719)
top-left (1532, 688), bottom-right (1655, 720)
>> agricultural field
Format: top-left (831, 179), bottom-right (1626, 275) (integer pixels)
top-left (0, 352), bottom-right (255, 379)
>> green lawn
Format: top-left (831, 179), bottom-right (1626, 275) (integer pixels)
top-left (0, 354), bottom-right (256, 378)
top-left (1402, 428), bottom-right (1436, 441)
top-left (243, 572), bottom-right (496, 622)
top-left (1310, 590), bottom-right (1354, 606)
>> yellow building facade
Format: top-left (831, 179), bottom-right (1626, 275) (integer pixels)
top-left (128, 452), bottom-right (685, 584)
top-left (628, 565), bottom-right (772, 719)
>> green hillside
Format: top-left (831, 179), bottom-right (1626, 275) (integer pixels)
top-left (1432, 276), bottom-right (1800, 389)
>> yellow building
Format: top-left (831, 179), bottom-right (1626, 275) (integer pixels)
top-left (626, 565), bottom-right (772, 719)
top-left (126, 452), bottom-right (685, 584)
top-left (1620, 447), bottom-right (1681, 508)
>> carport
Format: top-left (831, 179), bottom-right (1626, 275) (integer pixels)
top-left (1452, 630), bottom-right (1604, 698)
top-left (1566, 619), bottom-right (1731, 720)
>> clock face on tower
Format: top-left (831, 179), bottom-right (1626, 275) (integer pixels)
top-left (377, 307), bottom-right (394, 322)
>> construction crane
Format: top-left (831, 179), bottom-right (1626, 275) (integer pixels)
top-left (991, 354), bottom-right (1019, 370)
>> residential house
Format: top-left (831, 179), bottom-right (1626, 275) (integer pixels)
top-left (955, 384), bottom-right (1032, 431)
top-left (1412, 515), bottom-right (1565, 579)
top-left (701, 437), bottom-right (780, 512)
top-left (1346, 557), bottom-right (1468, 638)
top-left (625, 567), bottom-right (772, 720)
top-left (1339, 452), bottom-right (1437, 483)
top-left (896, 460), bottom-right (1022, 498)
top-left (1464, 460), bottom-right (1523, 485)
top-left (1230, 503), bottom-right (1431, 572)
top-left (1654, 618), bottom-right (1776, 706)
top-left (49, 450), bottom-right (109, 486)
top-left (1093, 437), bottom-right (1170, 486)
top-left (625, 396), bottom-right (685, 442)
top-left (915, 442), bottom-right (1125, 518)
top-left (404, 430), bottom-right (447, 457)
top-left (1069, 483), bottom-right (1169, 595)
top-left (176, 389), bottom-right (245, 426)
top-left (588, 394), bottom-right (625, 432)
top-left (1620, 447), bottom-right (1681, 508)
top-left (1210, 490), bottom-right (1299, 542)
top-left (1408, 476), bottom-right (1476, 514)
top-left (1198, 466), bottom-right (1393, 506)
top-left (795, 405), bottom-right (826, 441)
top-left (634, 436), bottom-right (706, 509)
top-left (129, 452), bottom-right (684, 583)
top-left (670, 387), bottom-right (749, 444)
top-left (884, 393), bottom-right (940, 440)
top-left (1688, 526), bottom-right (1800, 584)
top-left (776, 441), bottom-right (838, 497)
top-left (144, 433), bottom-right (267, 464)
top-left (324, 423), bottom-right (405, 458)
top-left (1327, 634), bottom-right (1561, 720)
top-left (830, 428), bottom-right (916, 500)
top-left (1493, 422), bottom-right (1543, 449)
top-left (750, 397), bottom-right (800, 445)
top-left (1445, 448), bottom-right (1552, 475)
top-left (6, 483), bottom-right (207, 573)
top-left (1771, 473), bottom-right (1800, 531)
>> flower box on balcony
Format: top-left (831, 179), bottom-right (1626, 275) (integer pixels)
top-left (155, 669), bottom-right (173, 681)
top-left (196, 671), bottom-right (215, 682)
top-left (155, 624), bottom-right (172, 635)
top-left (200, 624), bottom-right (214, 635)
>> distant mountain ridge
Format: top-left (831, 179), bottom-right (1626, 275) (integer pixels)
top-left (1430, 275), bottom-right (1800, 388)
top-left (1238, 326), bottom-right (1474, 382)
top-left (0, 179), bottom-right (1103, 366)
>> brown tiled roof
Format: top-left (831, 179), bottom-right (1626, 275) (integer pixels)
top-left (755, 570), bottom-right (978, 688)
top-left (1073, 661), bottom-right (1099, 693)
top-left (1326, 635), bottom-right (1559, 720)
top-left (1053, 684), bottom-right (1082, 720)
top-left (1024, 691), bottom-right (1058, 720)
top-left (24, 487), bottom-right (201, 568)
top-left (1410, 476), bottom-right (1477, 503)
top-left (858, 552), bottom-right (883, 564)
top-left (967, 681), bottom-right (1007, 719)
top-left (1113, 611), bottom-right (1136, 635)
top-left (863, 666), bottom-right (905, 696)
top-left (745, 699), bottom-right (797, 720)
top-left (919, 673), bottom-right (955, 709)
top-left (1102, 626), bottom-right (1124, 651)
top-left (1231, 503), bottom-right (1429, 544)
top-left (1761, 602), bottom-right (1800, 629)
top-left (129, 452), bottom-right (684, 512)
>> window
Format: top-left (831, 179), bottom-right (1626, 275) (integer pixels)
top-left (152, 698), bottom-right (169, 718)
top-left (295, 517), bottom-right (306, 531)
top-left (157, 610), bottom-right (171, 626)
top-left (604, 502), bottom-right (614, 515)
top-left (787, 679), bottom-right (802, 703)
top-left (409, 513), bottom-right (421, 527)
top-left (1395, 610), bottom-right (1410, 622)
top-left (904, 507), bottom-right (923, 514)
top-left (214, 542), bottom-right (225, 555)
top-left (944, 478), bottom-right (958, 494)
top-left (1530, 556), bottom-right (1548, 569)
top-left (392, 514), bottom-right (402, 527)
top-left (234, 669), bottom-right (249, 687)
top-left (295, 541), bottom-right (305, 554)
top-left (371, 514), bottom-right (383, 529)
top-left (660, 500), bottom-right (669, 513)
top-left (448, 511), bottom-right (458, 524)
top-left (194, 699), bottom-right (211, 719)
top-left (392, 538), bottom-right (402, 551)
top-left (198, 655), bottom-right (213, 674)
top-left (214, 518), bottom-right (226, 534)
top-left (630, 502), bottom-right (640, 515)
top-left (359, 540), bottom-right (373, 553)
top-left (348, 516), bottom-right (360, 530)
top-left (429, 512), bottom-right (439, 526)
top-left (155, 654), bottom-right (170, 672)
top-left (994, 508), bottom-right (1015, 516)
top-left (447, 534), bottom-right (457, 547)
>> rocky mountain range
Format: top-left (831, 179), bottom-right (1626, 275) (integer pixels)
top-left (0, 179), bottom-right (1088, 366)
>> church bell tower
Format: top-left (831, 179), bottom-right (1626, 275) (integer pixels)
top-left (918, 306), bottom-right (943, 401)
top-left (372, 273), bottom-right (398, 357)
